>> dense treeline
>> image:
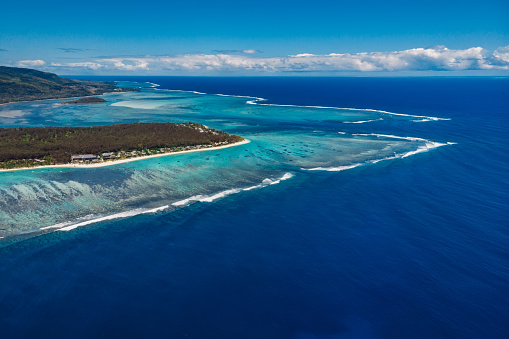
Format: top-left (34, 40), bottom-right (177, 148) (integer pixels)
top-left (59, 97), bottom-right (107, 104)
top-left (0, 66), bottom-right (138, 104)
top-left (0, 122), bottom-right (243, 166)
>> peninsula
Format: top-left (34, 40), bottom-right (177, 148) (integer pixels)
top-left (59, 97), bottom-right (107, 105)
top-left (0, 66), bottom-right (138, 104)
top-left (0, 122), bottom-right (245, 170)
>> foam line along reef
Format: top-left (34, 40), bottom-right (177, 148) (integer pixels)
top-left (31, 172), bottom-right (295, 233)
top-left (0, 80), bottom-right (453, 240)
top-left (149, 85), bottom-right (449, 122)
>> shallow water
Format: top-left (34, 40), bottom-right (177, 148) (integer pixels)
top-left (0, 77), bottom-right (507, 338)
top-left (0, 80), bottom-right (447, 237)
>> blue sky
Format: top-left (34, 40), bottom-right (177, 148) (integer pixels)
top-left (1, 0), bottom-right (508, 75)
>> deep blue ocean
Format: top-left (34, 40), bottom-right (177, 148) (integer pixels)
top-left (0, 77), bottom-right (508, 338)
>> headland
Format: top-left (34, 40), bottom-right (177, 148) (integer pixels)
top-left (0, 122), bottom-right (245, 171)
top-left (0, 66), bottom-right (138, 105)
top-left (59, 97), bottom-right (107, 105)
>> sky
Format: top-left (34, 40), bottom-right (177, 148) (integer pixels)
top-left (1, 0), bottom-right (508, 75)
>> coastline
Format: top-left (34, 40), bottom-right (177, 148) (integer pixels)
top-left (0, 88), bottom-right (138, 106)
top-left (0, 95), bottom-right (104, 106)
top-left (0, 139), bottom-right (250, 173)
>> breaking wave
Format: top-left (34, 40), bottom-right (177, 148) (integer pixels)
top-left (343, 118), bottom-right (384, 124)
top-left (171, 172), bottom-right (294, 207)
top-left (244, 98), bottom-right (449, 122)
top-left (115, 82), bottom-right (450, 123)
top-left (36, 173), bottom-right (294, 233)
top-left (0, 81), bottom-right (455, 240)
top-left (306, 137), bottom-right (450, 172)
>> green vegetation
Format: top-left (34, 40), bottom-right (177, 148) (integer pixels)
top-left (0, 66), bottom-right (139, 104)
top-left (0, 122), bottom-right (244, 169)
top-left (59, 97), bottom-right (107, 105)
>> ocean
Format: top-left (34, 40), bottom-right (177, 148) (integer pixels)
top-left (0, 77), bottom-right (507, 338)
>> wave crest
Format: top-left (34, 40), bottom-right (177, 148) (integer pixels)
top-left (38, 173), bottom-right (294, 233)
top-left (305, 140), bottom-right (450, 172)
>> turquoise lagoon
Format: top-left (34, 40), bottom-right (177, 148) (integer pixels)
top-left (0, 82), bottom-right (450, 239)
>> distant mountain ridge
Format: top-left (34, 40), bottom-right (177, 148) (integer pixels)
top-left (0, 66), bottom-right (138, 104)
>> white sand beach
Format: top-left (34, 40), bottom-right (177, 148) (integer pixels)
top-left (0, 139), bottom-right (250, 173)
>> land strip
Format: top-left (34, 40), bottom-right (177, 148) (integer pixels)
top-left (0, 66), bottom-right (138, 104)
top-left (0, 139), bottom-right (250, 172)
top-left (0, 122), bottom-right (245, 170)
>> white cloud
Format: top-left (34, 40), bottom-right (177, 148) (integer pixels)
top-left (50, 62), bottom-right (104, 70)
top-left (490, 45), bottom-right (509, 66)
top-left (143, 46), bottom-right (508, 73)
top-left (213, 49), bottom-right (261, 54)
top-left (22, 45), bottom-right (509, 74)
top-left (17, 60), bottom-right (46, 67)
top-left (105, 58), bottom-right (150, 70)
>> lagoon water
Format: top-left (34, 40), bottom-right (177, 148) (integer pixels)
top-left (0, 77), bottom-right (508, 338)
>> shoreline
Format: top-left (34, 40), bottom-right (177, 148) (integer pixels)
top-left (0, 139), bottom-right (250, 173)
top-left (0, 86), bottom-right (138, 106)
top-left (0, 95), bottom-right (103, 106)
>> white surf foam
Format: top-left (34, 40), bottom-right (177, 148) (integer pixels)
top-left (146, 205), bottom-right (170, 213)
top-left (243, 184), bottom-right (263, 191)
top-left (244, 98), bottom-right (448, 122)
top-left (400, 142), bottom-right (446, 158)
top-left (413, 118), bottom-right (451, 122)
top-left (267, 172), bottom-right (294, 185)
top-left (305, 139), bottom-right (451, 172)
top-left (44, 173), bottom-right (294, 233)
top-left (172, 172), bottom-right (294, 207)
top-left (114, 84), bottom-right (449, 122)
top-left (171, 188), bottom-right (242, 207)
top-left (343, 118), bottom-right (383, 124)
top-left (352, 133), bottom-right (428, 142)
top-left (164, 90), bottom-right (208, 95)
top-left (40, 220), bottom-right (77, 230)
top-left (145, 82), bottom-right (160, 87)
top-left (352, 108), bottom-right (450, 121)
top-left (307, 164), bottom-right (363, 172)
top-left (215, 93), bottom-right (264, 100)
top-left (51, 205), bottom-right (171, 232)
top-left (57, 209), bottom-right (147, 231)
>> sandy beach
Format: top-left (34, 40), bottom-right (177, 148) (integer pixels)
top-left (0, 139), bottom-right (250, 173)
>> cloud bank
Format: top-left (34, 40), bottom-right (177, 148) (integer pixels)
top-left (213, 49), bottom-right (261, 54)
top-left (15, 46), bottom-right (509, 74)
top-left (17, 60), bottom-right (46, 67)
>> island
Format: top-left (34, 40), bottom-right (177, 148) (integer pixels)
top-left (0, 66), bottom-right (139, 104)
top-left (59, 97), bottom-right (107, 105)
top-left (0, 122), bottom-right (246, 170)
